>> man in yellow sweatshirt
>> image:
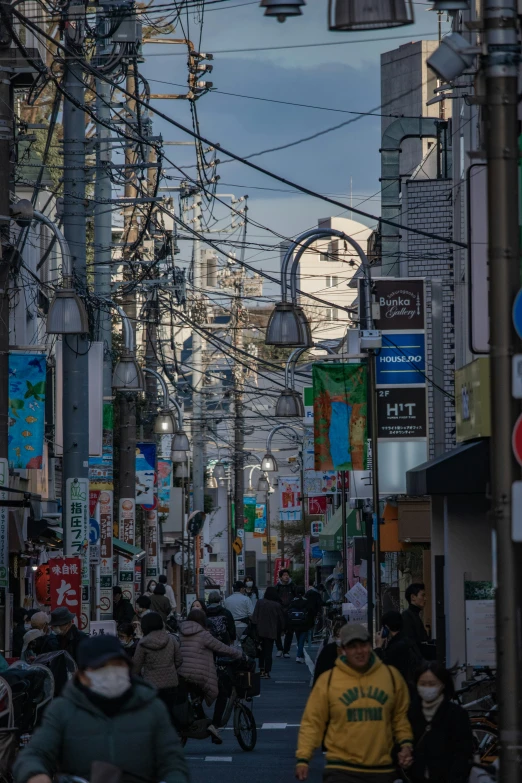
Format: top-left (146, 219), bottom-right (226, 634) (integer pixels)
top-left (295, 623), bottom-right (413, 783)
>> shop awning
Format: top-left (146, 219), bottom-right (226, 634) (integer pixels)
top-left (406, 438), bottom-right (489, 496)
top-left (113, 538), bottom-right (146, 561)
top-left (26, 518), bottom-right (63, 548)
top-left (318, 507), bottom-right (359, 550)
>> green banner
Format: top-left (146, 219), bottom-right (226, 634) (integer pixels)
top-left (244, 496), bottom-right (256, 532)
top-left (312, 363), bottom-right (368, 471)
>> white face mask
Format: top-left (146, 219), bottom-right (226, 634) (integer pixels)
top-left (24, 623), bottom-right (31, 631)
top-left (87, 665), bottom-right (131, 699)
top-left (245, 581), bottom-right (253, 588)
top-left (417, 684), bottom-right (442, 703)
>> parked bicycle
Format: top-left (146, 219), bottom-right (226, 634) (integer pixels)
top-left (453, 667), bottom-right (498, 764)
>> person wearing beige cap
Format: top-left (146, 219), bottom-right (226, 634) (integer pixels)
top-left (30, 612), bottom-right (59, 655)
top-left (295, 623), bottom-right (413, 783)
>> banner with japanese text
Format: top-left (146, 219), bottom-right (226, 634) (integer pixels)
top-left (243, 496), bottom-right (256, 532)
top-left (157, 458), bottom-right (172, 516)
top-left (278, 476), bottom-right (301, 521)
top-left (8, 353), bottom-right (46, 469)
top-left (313, 363), bottom-right (368, 471)
top-left (145, 509), bottom-right (159, 578)
top-left (89, 403), bottom-right (113, 617)
top-left (49, 558), bottom-right (82, 625)
top-left (253, 502), bottom-right (267, 537)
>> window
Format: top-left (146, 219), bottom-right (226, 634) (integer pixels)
top-left (320, 253), bottom-right (330, 262)
top-left (326, 308), bottom-right (340, 321)
top-left (325, 276), bottom-right (338, 288)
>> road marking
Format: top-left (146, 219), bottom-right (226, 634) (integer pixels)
top-left (287, 724), bottom-right (301, 727)
top-left (304, 648), bottom-right (315, 678)
top-left (274, 680), bottom-right (308, 684)
top-left (205, 756), bottom-right (233, 762)
top-left (261, 722), bottom-right (287, 729)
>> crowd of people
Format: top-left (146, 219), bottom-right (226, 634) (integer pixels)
top-left (8, 574), bottom-right (477, 783)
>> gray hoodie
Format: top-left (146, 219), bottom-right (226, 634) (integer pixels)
top-left (132, 629), bottom-right (182, 689)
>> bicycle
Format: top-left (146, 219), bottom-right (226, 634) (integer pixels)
top-left (453, 667), bottom-right (498, 764)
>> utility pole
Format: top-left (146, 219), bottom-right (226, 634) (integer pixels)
top-left (94, 5), bottom-right (113, 620)
top-left (62, 0), bottom-right (90, 628)
top-left (233, 271), bottom-right (245, 580)
top-left (0, 2), bottom-right (12, 651)
top-left (118, 58), bottom-right (138, 600)
top-left (484, 0), bottom-right (522, 776)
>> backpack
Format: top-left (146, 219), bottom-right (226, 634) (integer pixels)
top-left (207, 613), bottom-right (230, 644)
top-left (288, 606), bottom-right (308, 627)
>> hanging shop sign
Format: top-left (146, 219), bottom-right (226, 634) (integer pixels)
top-left (372, 278), bottom-right (425, 331)
top-left (136, 443), bottom-right (156, 505)
top-left (244, 496), bottom-right (256, 532)
top-left (8, 352), bottom-right (46, 470)
top-left (145, 509), bottom-right (159, 578)
top-left (375, 333), bottom-right (426, 386)
top-left (49, 557), bottom-right (82, 625)
top-left (157, 458), bottom-right (172, 515)
top-left (278, 476), bottom-right (302, 521)
top-left (377, 388), bottom-right (427, 439)
top-left (313, 364), bottom-right (368, 471)
top-left (254, 503), bottom-right (267, 536)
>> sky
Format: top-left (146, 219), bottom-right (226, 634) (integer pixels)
top-left (141, 0), bottom-right (448, 281)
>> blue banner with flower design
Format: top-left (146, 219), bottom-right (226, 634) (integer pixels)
top-left (8, 353), bottom-right (46, 469)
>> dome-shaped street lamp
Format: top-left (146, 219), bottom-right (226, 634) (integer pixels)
top-left (213, 461), bottom-right (226, 480)
top-left (261, 452), bottom-right (278, 472)
top-left (328, 0), bottom-right (414, 30)
top-left (275, 389), bottom-right (305, 418)
top-left (257, 474), bottom-right (270, 492)
top-left (260, 0), bottom-right (305, 21)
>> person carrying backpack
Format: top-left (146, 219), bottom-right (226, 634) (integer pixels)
top-left (375, 610), bottom-right (423, 686)
top-left (287, 586), bottom-right (314, 663)
top-left (206, 591), bottom-right (236, 645)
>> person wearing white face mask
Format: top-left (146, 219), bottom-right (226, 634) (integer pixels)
top-left (407, 662), bottom-right (473, 783)
top-left (49, 607), bottom-right (88, 663)
top-left (13, 634), bottom-right (189, 783)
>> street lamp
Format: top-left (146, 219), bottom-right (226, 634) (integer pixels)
top-left (112, 306), bottom-right (145, 392)
top-left (275, 347), bottom-right (308, 418)
top-left (257, 474), bottom-right (270, 492)
top-left (213, 461), bottom-right (226, 480)
top-left (169, 396), bottom-right (191, 454)
top-left (328, 0), bottom-right (414, 30)
top-left (27, 210), bottom-right (90, 335)
top-left (262, 424), bottom-right (302, 471)
top-left (142, 368), bottom-right (177, 434)
top-left (260, 0), bottom-right (305, 21)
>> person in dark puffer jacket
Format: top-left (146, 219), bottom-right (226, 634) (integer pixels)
top-left (132, 612), bottom-right (182, 715)
top-left (206, 591), bottom-right (236, 644)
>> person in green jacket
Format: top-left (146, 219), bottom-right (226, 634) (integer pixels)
top-left (13, 634), bottom-right (189, 783)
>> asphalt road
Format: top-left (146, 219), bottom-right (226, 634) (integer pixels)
top-left (186, 644), bottom-right (324, 783)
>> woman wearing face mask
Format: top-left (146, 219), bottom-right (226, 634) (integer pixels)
top-left (13, 634), bottom-right (189, 783)
top-left (408, 662), bottom-right (473, 783)
top-left (118, 623), bottom-right (138, 657)
top-left (244, 577), bottom-right (258, 607)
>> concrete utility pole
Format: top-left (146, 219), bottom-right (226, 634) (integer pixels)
top-left (117, 59), bottom-right (139, 599)
top-left (484, 0), bottom-right (522, 776)
top-left (62, 0), bottom-right (90, 625)
top-left (0, 1), bottom-right (12, 650)
top-left (232, 271), bottom-right (245, 580)
top-left (94, 7), bottom-right (113, 620)
top-left (190, 184), bottom-right (206, 598)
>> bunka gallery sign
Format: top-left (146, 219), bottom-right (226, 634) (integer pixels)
top-left (372, 279), bottom-right (425, 331)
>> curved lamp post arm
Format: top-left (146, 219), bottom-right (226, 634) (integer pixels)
top-left (280, 228), bottom-right (337, 302)
top-left (289, 229), bottom-right (372, 330)
top-left (169, 395), bottom-right (184, 431)
top-left (112, 303), bottom-right (136, 353)
top-left (266, 423), bottom-right (301, 452)
top-left (143, 367), bottom-right (169, 408)
top-left (33, 210), bottom-right (72, 279)
top-left (288, 346), bottom-right (309, 390)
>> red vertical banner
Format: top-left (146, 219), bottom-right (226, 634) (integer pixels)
top-left (49, 558), bottom-right (82, 625)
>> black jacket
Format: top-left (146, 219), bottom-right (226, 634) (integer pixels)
top-left (408, 697), bottom-right (473, 783)
top-left (305, 588), bottom-right (325, 617)
top-left (287, 596), bottom-right (314, 633)
top-left (375, 631), bottom-right (422, 684)
top-left (402, 604), bottom-right (428, 652)
top-left (275, 580), bottom-right (297, 610)
top-left (206, 603), bottom-right (236, 644)
top-left (57, 624), bottom-right (89, 662)
top-left (114, 597), bottom-right (135, 625)
top-left (13, 623), bottom-right (26, 657)
top-left (312, 641), bottom-right (339, 685)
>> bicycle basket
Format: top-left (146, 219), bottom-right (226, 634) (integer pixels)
top-left (235, 670), bottom-right (260, 698)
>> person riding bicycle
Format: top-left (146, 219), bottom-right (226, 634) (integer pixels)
top-left (13, 634), bottom-right (189, 783)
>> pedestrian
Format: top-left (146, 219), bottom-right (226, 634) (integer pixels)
top-left (224, 581), bottom-right (252, 635)
top-left (134, 595), bottom-right (152, 638)
top-left (295, 623), bottom-right (413, 782)
top-left (13, 633), bottom-right (189, 783)
top-left (150, 584), bottom-right (172, 622)
top-left (21, 629), bottom-right (44, 663)
top-left (305, 583), bottom-right (326, 618)
top-left (312, 617), bottom-right (347, 685)
top-left (30, 611), bottom-right (59, 655)
top-left (178, 609), bottom-right (243, 744)
top-left (158, 574), bottom-right (177, 612)
top-left (275, 568), bottom-right (296, 658)
top-left (117, 623), bottom-right (138, 657)
top-left (402, 583), bottom-right (429, 656)
top-left (251, 585), bottom-right (286, 679)
top-left (113, 586), bottom-right (134, 625)
top-left (190, 598), bottom-right (207, 613)
top-left (49, 608), bottom-right (88, 663)
top-left (408, 662), bottom-right (473, 783)
top-left (244, 576), bottom-right (259, 608)
top-left (206, 590), bottom-right (236, 644)
top-left (375, 611), bottom-right (423, 685)
top-left (287, 586), bottom-right (314, 663)
top-left (146, 579), bottom-right (158, 596)
top-left (133, 612), bottom-right (183, 715)
top-left (13, 608), bottom-right (30, 657)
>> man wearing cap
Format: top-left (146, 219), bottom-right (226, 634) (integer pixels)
top-left (13, 634), bottom-right (189, 783)
top-left (296, 623), bottom-right (413, 783)
top-left (49, 607), bottom-right (88, 663)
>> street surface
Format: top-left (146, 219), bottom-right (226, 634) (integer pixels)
top-left (185, 644), bottom-right (323, 783)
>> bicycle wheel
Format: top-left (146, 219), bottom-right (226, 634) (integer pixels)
top-left (233, 702), bottom-right (257, 751)
top-left (471, 719), bottom-right (499, 763)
